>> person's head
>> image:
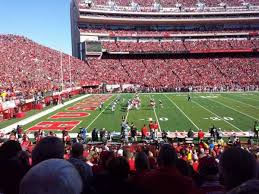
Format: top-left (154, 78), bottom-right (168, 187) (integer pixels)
top-left (0, 141), bottom-right (30, 194)
top-left (71, 143), bottom-right (84, 159)
top-left (176, 159), bottom-right (192, 177)
top-left (20, 159), bottom-right (82, 194)
top-left (198, 156), bottom-right (218, 177)
top-left (157, 144), bottom-right (177, 168)
top-left (0, 140), bottom-right (21, 160)
top-left (135, 152), bottom-right (150, 173)
top-left (107, 157), bottom-right (130, 180)
top-left (32, 136), bottom-right (64, 166)
top-left (99, 151), bottom-right (115, 169)
top-left (219, 147), bottom-right (257, 191)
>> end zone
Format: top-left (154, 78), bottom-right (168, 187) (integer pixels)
top-left (27, 120), bottom-right (81, 131)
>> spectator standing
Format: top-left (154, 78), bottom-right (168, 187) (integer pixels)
top-left (68, 143), bottom-right (93, 194)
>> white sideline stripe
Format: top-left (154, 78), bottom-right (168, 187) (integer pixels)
top-left (192, 100), bottom-right (242, 132)
top-left (208, 98), bottom-right (259, 121)
top-left (164, 94), bottom-right (199, 131)
top-left (222, 96), bottom-right (259, 110)
top-left (149, 95), bottom-right (161, 132)
top-left (1, 94), bottom-right (90, 134)
top-left (86, 95), bottom-right (115, 129)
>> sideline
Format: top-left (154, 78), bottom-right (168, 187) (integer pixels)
top-left (0, 94), bottom-right (90, 134)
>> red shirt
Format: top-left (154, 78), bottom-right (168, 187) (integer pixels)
top-left (198, 131), bottom-right (205, 139)
top-left (141, 127), bottom-right (148, 136)
top-left (64, 154), bottom-right (70, 160)
top-left (21, 140), bottom-right (30, 149)
top-left (128, 159), bottom-right (136, 171)
top-left (192, 162), bottom-right (199, 172)
top-left (65, 135), bottom-right (71, 143)
top-left (153, 123), bottom-right (159, 130)
top-left (149, 123), bottom-right (154, 130)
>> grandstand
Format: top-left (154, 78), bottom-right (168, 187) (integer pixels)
top-left (70, 0), bottom-right (259, 90)
top-left (1, 2), bottom-right (259, 194)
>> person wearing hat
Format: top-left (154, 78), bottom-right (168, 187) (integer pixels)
top-left (20, 159), bottom-right (82, 194)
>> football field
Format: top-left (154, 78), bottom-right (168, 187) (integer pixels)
top-left (21, 92), bottom-right (259, 135)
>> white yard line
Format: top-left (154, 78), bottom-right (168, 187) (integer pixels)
top-left (86, 95), bottom-right (115, 129)
top-left (1, 94), bottom-right (90, 134)
top-left (208, 98), bottom-right (259, 121)
top-left (164, 94), bottom-right (199, 131)
top-left (124, 94), bottom-right (133, 122)
top-left (222, 96), bottom-right (259, 110)
top-left (149, 95), bottom-right (161, 132)
top-left (192, 100), bottom-right (242, 132)
top-left (125, 109), bottom-right (130, 122)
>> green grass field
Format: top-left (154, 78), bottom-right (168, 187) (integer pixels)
top-left (19, 92), bottom-right (259, 134)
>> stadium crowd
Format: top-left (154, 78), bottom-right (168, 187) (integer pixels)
top-left (83, 0), bottom-right (259, 8)
top-left (102, 39), bottom-right (258, 52)
top-left (0, 35), bottom-right (96, 100)
top-left (87, 57), bottom-right (259, 90)
top-left (0, 35), bottom-right (258, 102)
top-left (80, 28), bottom-right (259, 35)
top-left (0, 127), bottom-right (259, 194)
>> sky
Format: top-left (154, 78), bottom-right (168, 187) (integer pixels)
top-left (0, 0), bottom-right (72, 54)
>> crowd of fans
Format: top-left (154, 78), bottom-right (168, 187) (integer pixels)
top-left (0, 128), bottom-right (259, 194)
top-left (0, 35), bottom-right (96, 99)
top-left (82, 0), bottom-right (259, 8)
top-left (0, 35), bottom-right (258, 101)
top-left (102, 39), bottom-right (259, 52)
top-left (80, 28), bottom-right (259, 35)
top-left (86, 57), bottom-right (259, 89)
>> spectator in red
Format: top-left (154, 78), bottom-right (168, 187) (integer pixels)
top-left (153, 121), bottom-right (159, 138)
top-left (64, 131), bottom-right (71, 145)
top-left (21, 134), bottom-right (30, 150)
top-left (123, 149), bottom-right (135, 172)
top-left (141, 124), bottom-right (148, 139)
top-left (149, 121), bottom-right (154, 131)
top-left (198, 129), bottom-right (205, 142)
